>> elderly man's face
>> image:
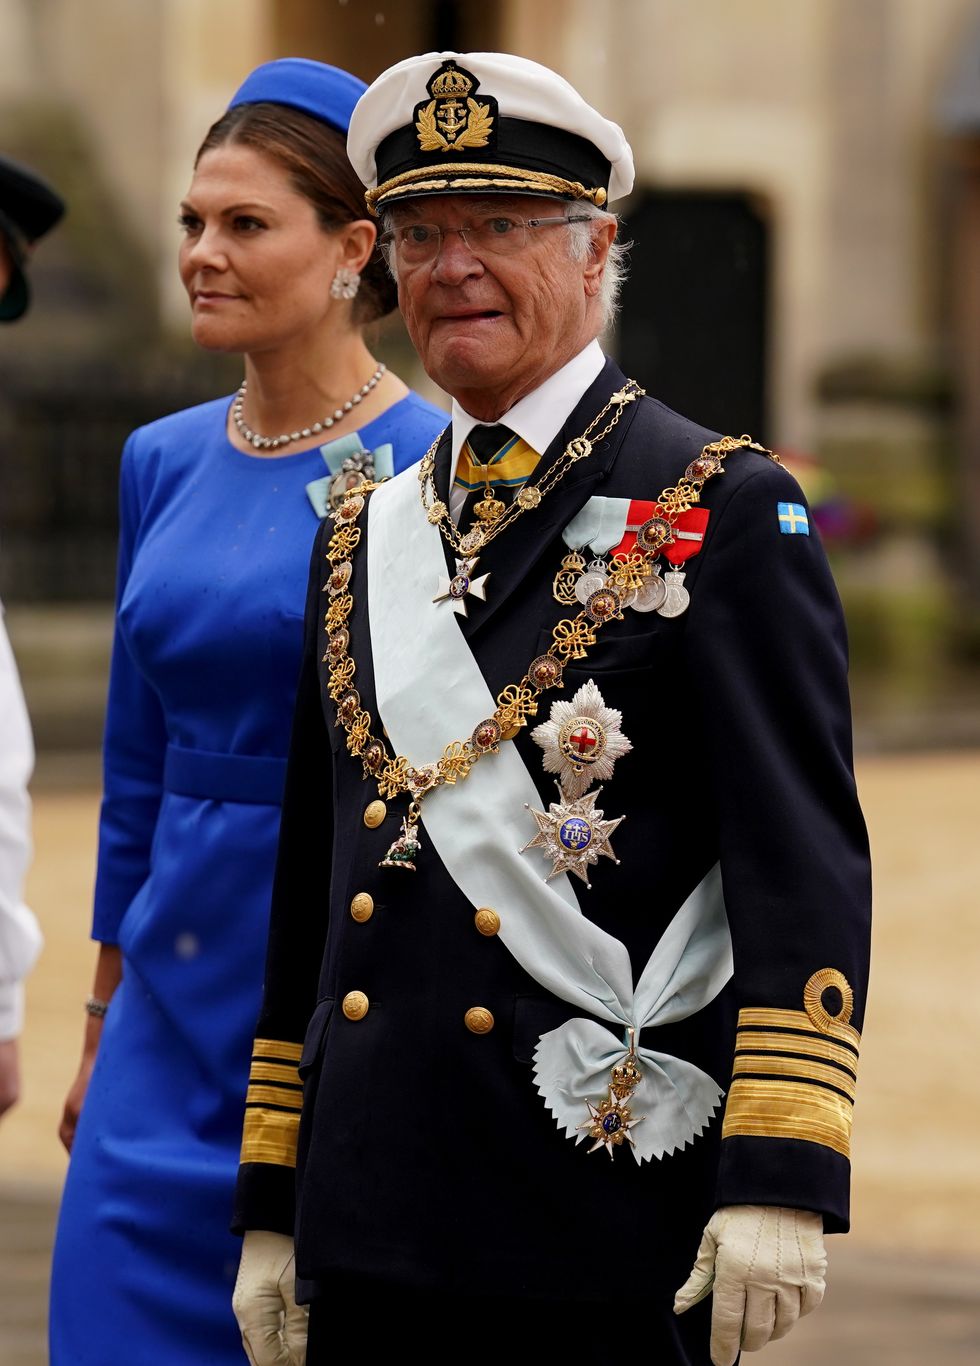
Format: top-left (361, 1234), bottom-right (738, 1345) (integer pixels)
top-left (389, 194), bottom-right (614, 419)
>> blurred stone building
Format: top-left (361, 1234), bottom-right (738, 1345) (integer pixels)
top-left (1, 0), bottom-right (979, 745)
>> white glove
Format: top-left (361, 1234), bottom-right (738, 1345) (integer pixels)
top-left (673, 1205), bottom-right (826, 1365)
top-left (232, 1230), bottom-right (309, 1366)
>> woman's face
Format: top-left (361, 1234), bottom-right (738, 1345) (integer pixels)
top-left (178, 142), bottom-right (354, 354)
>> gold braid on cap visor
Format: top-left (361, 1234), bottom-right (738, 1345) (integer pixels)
top-left (365, 162), bottom-right (608, 214)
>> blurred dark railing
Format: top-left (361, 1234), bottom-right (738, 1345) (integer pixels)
top-left (0, 353), bottom-right (238, 602)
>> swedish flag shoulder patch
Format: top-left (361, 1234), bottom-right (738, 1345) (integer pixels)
top-left (777, 501), bottom-right (809, 535)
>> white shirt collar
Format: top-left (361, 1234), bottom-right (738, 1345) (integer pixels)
top-left (449, 338), bottom-right (606, 468)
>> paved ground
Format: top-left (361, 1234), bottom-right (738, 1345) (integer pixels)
top-left (2, 750), bottom-right (980, 1362)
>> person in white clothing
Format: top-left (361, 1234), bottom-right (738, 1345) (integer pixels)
top-left (0, 608), bottom-right (41, 1117)
top-left (0, 152), bottom-right (65, 1116)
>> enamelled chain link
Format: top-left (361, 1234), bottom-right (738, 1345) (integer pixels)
top-left (417, 380), bottom-right (646, 558)
top-left (321, 427), bottom-right (771, 868)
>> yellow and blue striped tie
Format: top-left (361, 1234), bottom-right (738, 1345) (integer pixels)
top-left (454, 426), bottom-right (541, 519)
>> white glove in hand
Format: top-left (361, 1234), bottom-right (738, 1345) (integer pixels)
top-left (673, 1205), bottom-right (826, 1365)
top-left (233, 1230), bottom-right (309, 1366)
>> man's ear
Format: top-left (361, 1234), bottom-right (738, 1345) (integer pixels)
top-left (583, 218), bottom-right (617, 298)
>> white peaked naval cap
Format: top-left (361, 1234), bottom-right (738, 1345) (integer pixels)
top-left (347, 50), bottom-right (635, 214)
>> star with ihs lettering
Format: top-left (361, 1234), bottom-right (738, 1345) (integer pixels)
top-left (520, 784), bottom-right (624, 888)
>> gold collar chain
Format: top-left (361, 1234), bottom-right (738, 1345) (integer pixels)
top-left (322, 432), bottom-right (762, 869)
top-left (419, 380), bottom-right (645, 558)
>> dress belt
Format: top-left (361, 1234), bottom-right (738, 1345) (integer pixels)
top-left (162, 743), bottom-right (287, 806)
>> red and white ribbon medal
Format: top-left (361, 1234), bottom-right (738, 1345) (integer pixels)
top-left (611, 499), bottom-right (710, 617)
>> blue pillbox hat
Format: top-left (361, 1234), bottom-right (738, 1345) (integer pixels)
top-left (228, 58), bottom-right (366, 134)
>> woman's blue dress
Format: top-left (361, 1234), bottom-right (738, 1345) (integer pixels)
top-left (49, 392), bottom-right (445, 1364)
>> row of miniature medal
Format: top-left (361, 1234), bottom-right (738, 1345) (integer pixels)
top-left (437, 534), bottom-right (690, 619)
top-left (555, 542), bottom-right (689, 618)
top-left (437, 542), bottom-right (689, 619)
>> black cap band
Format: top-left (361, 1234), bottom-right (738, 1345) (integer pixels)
top-left (369, 116), bottom-right (611, 213)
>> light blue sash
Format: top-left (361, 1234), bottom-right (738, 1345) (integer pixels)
top-left (366, 469), bottom-right (732, 1161)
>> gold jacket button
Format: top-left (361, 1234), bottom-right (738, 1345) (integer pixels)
top-left (363, 799), bottom-right (387, 829)
top-left (464, 1006), bottom-right (494, 1034)
top-left (474, 907), bottom-right (500, 937)
top-left (350, 893), bottom-right (375, 923)
top-left (342, 990), bottom-right (370, 1021)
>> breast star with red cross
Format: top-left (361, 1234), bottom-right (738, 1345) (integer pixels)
top-left (530, 678), bottom-right (633, 800)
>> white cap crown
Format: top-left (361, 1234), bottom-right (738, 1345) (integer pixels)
top-left (347, 51), bottom-right (634, 214)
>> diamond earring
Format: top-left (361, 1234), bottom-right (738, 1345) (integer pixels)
top-left (330, 266), bottom-right (361, 300)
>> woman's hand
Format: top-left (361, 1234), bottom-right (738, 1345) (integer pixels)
top-left (59, 1046), bottom-right (98, 1152)
top-left (58, 943), bottom-right (122, 1154)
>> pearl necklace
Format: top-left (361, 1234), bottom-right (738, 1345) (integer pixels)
top-left (232, 363), bottom-right (387, 451)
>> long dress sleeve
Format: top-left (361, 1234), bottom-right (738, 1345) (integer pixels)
top-left (90, 434), bottom-right (169, 944)
top-left (233, 520), bottom-right (335, 1236)
top-left (687, 460), bottom-right (872, 1232)
top-left (0, 598), bottom-right (40, 1040)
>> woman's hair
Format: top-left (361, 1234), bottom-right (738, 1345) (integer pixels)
top-left (196, 102), bottom-right (397, 324)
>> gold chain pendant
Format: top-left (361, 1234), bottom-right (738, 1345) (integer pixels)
top-left (472, 492), bottom-right (507, 522)
top-left (418, 380), bottom-right (645, 561)
top-left (472, 461), bottom-right (507, 524)
top-left (379, 804), bottom-right (423, 871)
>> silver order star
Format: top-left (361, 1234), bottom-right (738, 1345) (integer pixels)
top-left (433, 556), bottom-right (490, 616)
top-left (530, 678), bottom-right (633, 799)
top-left (519, 784), bottom-right (624, 888)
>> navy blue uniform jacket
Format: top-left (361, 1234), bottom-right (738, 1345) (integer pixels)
top-left (234, 359), bottom-right (872, 1312)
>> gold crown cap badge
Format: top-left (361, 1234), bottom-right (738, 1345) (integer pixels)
top-left (415, 60), bottom-right (496, 153)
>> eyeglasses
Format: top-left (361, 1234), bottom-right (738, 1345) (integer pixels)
top-left (380, 212), bottom-right (590, 267)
